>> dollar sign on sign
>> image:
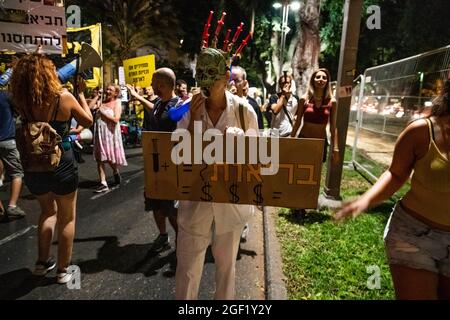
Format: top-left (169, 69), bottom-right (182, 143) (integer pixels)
top-left (201, 182), bottom-right (213, 201)
top-left (253, 184), bottom-right (263, 205)
top-left (229, 183), bottom-right (239, 203)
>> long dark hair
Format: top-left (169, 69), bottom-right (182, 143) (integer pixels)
top-left (431, 78), bottom-right (450, 116)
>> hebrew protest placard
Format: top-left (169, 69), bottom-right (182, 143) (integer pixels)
top-left (142, 131), bottom-right (324, 209)
top-left (123, 55), bottom-right (155, 88)
top-left (0, 0), bottom-right (66, 54)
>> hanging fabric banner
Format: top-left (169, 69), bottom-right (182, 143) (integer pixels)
top-left (0, 0), bottom-right (67, 54)
top-left (64, 23), bottom-right (102, 88)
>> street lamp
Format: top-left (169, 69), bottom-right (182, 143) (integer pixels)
top-left (273, 1), bottom-right (300, 91)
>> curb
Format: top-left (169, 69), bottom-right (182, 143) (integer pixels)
top-left (262, 206), bottom-right (287, 300)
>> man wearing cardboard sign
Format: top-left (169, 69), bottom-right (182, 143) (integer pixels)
top-left (175, 46), bottom-right (259, 300)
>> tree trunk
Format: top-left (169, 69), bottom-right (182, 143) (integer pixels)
top-left (292, 0), bottom-right (321, 97)
top-left (271, 29), bottom-right (281, 85)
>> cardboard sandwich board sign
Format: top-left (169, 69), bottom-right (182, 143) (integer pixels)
top-left (142, 132), bottom-right (324, 209)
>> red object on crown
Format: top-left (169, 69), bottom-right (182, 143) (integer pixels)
top-left (200, 11), bottom-right (252, 64)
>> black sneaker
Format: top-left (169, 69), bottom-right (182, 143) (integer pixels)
top-left (94, 183), bottom-right (109, 193)
top-left (149, 234), bottom-right (170, 254)
top-left (114, 173), bottom-right (122, 186)
top-left (293, 209), bottom-right (307, 220)
top-left (163, 251), bottom-right (177, 277)
top-left (33, 258), bottom-right (56, 276)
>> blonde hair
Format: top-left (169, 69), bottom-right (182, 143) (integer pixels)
top-left (307, 68), bottom-right (333, 101)
top-left (106, 83), bottom-right (121, 101)
top-left (10, 53), bottom-right (62, 117)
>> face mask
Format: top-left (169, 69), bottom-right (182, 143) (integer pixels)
top-left (195, 48), bottom-right (227, 93)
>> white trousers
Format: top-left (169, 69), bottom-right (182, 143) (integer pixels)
top-left (175, 201), bottom-right (251, 299)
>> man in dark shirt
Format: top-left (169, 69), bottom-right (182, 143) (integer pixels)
top-left (141, 68), bottom-right (180, 256)
top-left (0, 91), bottom-right (26, 219)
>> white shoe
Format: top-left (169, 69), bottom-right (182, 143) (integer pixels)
top-left (241, 223), bottom-right (250, 243)
top-left (57, 269), bottom-right (73, 284)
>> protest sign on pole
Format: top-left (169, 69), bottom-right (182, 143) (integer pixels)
top-left (123, 55), bottom-right (155, 88)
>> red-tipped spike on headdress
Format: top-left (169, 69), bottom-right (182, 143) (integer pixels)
top-left (235, 32), bottom-right (252, 56)
top-left (212, 12), bottom-right (226, 48)
top-left (222, 29), bottom-right (232, 51)
top-left (232, 22), bottom-right (244, 45)
top-left (201, 11), bottom-right (214, 49)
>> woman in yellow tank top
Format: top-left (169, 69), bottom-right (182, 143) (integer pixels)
top-left (335, 78), bottom-right (450, 299)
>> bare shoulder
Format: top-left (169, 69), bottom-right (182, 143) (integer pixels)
top-left (399, 118), bottom-right (430, 146)
top-left (404, 118), bottom-right (429, 133)
top-left (59, 89), bottom-right (75, 102)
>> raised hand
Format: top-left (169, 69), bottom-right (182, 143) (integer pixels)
top-left (190, 92), bottom-right (205, 121)
top-left (76, 76), bottom-right (87, 94)
top-left (333, 198), bottom-right (369, 222)
top-left (281, 82), bottom-right (291, 96)
top-left (126, 84), bottom-right (139, 98)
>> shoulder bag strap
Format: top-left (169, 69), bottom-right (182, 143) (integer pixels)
top-left (51, 95), bottom-right (61, 121)
top-left (238, 103), bottom-right (246, 132)
top-left (282, 98), bottom-right (293, 127)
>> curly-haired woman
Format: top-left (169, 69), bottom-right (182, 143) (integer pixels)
top-left (10, 53), bottom-right (93, 284)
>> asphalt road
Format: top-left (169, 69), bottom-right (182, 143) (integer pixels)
top-left (0, 148), bottom-right (265, 300)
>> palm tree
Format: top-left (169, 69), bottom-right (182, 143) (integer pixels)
top-left (67, 0), bottom-right (182, 75)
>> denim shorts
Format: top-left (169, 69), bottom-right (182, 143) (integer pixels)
top-left (0, 139), bottom-right (24, 178)
top-left (384, 202), bottom-right (450, 278)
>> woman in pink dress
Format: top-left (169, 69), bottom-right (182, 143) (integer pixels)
top-left (93, 84), bottom-right (127, 192)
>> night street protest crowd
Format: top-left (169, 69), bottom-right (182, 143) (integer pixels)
top-left (1, 8), bottom-right (450, 300)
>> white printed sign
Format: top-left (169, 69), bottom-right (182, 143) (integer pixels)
top-left (118, 66), bottom-right (126, 86)
top-left (0, 0), bottom-right (67, 54)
